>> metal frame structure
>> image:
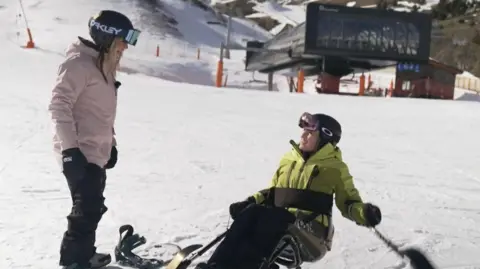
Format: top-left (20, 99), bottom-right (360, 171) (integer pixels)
top-left (243, 3), bottom-right (433, 75)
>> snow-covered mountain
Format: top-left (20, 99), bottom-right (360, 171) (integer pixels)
top-left (5, 0), bottom-right (479, 96)
top-left (210, 0), bottom-right (441, 34)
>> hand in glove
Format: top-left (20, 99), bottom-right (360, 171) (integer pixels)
top-left (229, 197), bottom-right (255, 220)
top-left (62, 148), bottom-right (88, 181)
top-left (105, 146), bottom-right (118, 169)
top-left (363, 203), bottom-right (382, 227)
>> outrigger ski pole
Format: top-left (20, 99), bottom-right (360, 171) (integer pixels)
top-left (371, 227), bottom-right (437, 269)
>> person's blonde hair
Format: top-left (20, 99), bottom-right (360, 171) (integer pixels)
top-left (96, 37), bottom-right (123, 81)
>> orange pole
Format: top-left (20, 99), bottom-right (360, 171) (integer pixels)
top-left (359, 74), bottom-right (365, 96)
top-left (216, 60), bottom-right (223, 87)
top-left (26, 28), bottom-right (35, 48)
top-left (388, 79), bottom-right (394, 97)
top-left (297, 69), bottom-right (304, 93)
top-left (19, 0), bottom-right (35, 49)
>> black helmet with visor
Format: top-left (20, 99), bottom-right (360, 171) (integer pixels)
top-left (88, 10), bottom-right (141, 51)
top-left (298, 112), bottom-right (342, 146)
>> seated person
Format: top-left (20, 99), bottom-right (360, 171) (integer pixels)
top-left (197, 112), bottom-right (382, 269)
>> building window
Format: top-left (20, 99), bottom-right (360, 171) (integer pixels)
top-left (402, 80), bottom-right (411, 91)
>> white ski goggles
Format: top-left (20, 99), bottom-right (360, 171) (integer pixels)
top-left (123, 29), bottom-right (141, 46)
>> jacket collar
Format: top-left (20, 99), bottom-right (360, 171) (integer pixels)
top-left (288, 139), bottom-right (342, 162)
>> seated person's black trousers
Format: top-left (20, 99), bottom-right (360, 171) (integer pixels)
top-left (207, 204), bottom-right (296, 269)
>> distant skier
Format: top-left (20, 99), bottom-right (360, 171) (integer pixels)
top-left (196, 112), bottom-right (382, 269)
top-left (48, 10), bottom-right (140, 269)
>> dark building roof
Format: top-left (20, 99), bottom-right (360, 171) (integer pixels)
top-left (428, 58), bottom-right (463, 75)
top-left (245, 3), bottom-right (433, 76)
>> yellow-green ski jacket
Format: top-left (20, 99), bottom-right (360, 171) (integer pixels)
top-left (251, 140), bottom-right (368, 228)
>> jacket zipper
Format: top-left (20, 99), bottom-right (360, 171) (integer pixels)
top-left (295, 162), bottom-right (307, 189)
top-left (305, 165), bottom-right (319, 190)
top-left (285, 161), bottom-right (296, 188)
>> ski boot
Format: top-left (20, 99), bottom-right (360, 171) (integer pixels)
top-left (89, 252), bottom-right (112, 268)
top-left (61, 252), bottom-right (111, 269)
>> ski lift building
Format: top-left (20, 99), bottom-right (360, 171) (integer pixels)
top-left (394, 58), bottom-right (463, 100)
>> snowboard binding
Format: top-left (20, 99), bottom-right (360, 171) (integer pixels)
top-left (114, 224), bottom-right (226, 269)
top-left (115, 224), bottom-right (172, 269)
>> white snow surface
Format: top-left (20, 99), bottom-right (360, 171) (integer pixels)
top-left (244, 0), bottom-right (441, 30)
top-left (251, 1), bottom-right (306, 26)
top-left (1, 0), bottom-right (480, 269)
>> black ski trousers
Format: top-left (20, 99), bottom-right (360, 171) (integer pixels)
top-left (59, 163), bottom-right (108, 266)
top-left (208, 204), bottom-right (296, 269)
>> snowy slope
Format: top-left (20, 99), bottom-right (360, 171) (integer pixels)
top-left (251, 1), bottom-right (307, 26)
top-left (1, 0), bottom-right (274, 90)
top-left (2, 33), bottom-right (480, 269)
top-left (243, 0), bottom-right (441, 30)
top-left (157, 0), bottom-right (271, 48)
top-left (6, 0), bottom-right (475, 97)
top-left (1, 1), bottom-right (480, 269)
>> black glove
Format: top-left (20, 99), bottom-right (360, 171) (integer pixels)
top-left (62, 148), bottom-right (88, 180)
top-left (229, 197), bottom-right (255, 220)
top-left (363, 203), bottom-right (382, 227)
top-left (105, 146), bottom-right (118, 169)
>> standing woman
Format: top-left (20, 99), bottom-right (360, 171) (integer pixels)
top-left (48, 10), bottom-right (140, 269)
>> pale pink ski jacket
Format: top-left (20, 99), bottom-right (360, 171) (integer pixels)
top-left (48, 39), bottom-right (117, 168)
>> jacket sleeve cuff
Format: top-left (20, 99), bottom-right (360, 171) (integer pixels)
top-left (348, 202), bottom-right (367, 226)
top-left (252, 192), bottom-right (265, 204)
